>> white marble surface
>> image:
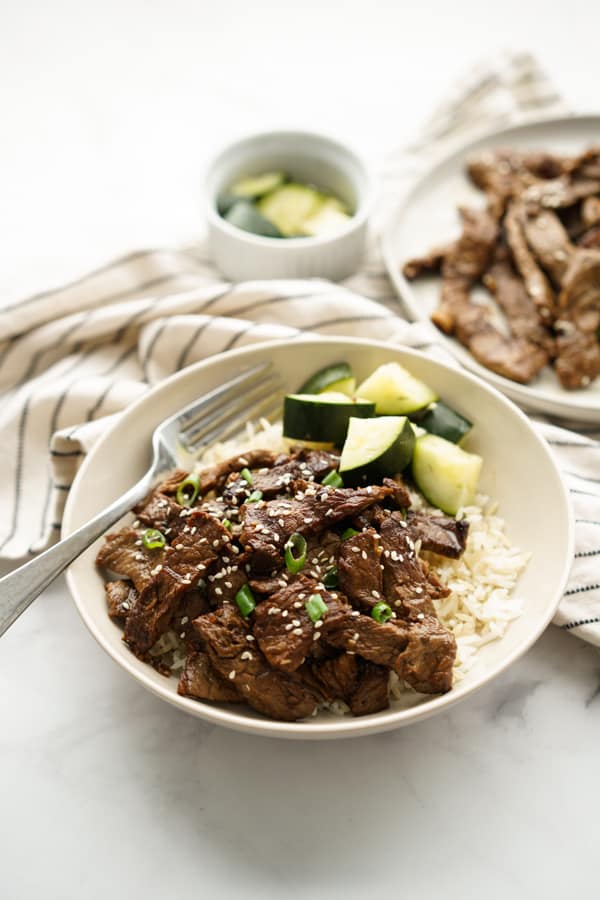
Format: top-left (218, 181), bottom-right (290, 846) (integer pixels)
top-left (2, 1), bottom-right (600, 897)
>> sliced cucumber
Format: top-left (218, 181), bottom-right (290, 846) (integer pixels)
top-left (412, 434), bottom-right (482, 515)
top-left (300, 198), bottom-right (352, 237)
top-left (230, 171), bottom-right (286, 199)
top-left (299, 362), bottom-right (356, 397)
top-left (283, 393), bottom-right (375, 447)
top-left (257, 184), bottom-right (323, 237)
top-left (356, 362), bottom-right (438, 415)
top-left (224, 201), bottom-right (282, 238)
top-left (420, 401), bottom-right (472, 444)
top-left (339, 415), bottom-right (415, 479)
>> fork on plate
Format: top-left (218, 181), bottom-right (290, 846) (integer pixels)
top-left (0, 362), bottom-right (282, 638)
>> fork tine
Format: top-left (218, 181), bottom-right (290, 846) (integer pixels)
top-left (171, 362), bottom-right (273, 432)
top-left (179, 372), bottom-right (282, 449)
top-left (183, 395), bottom-right (283, 455)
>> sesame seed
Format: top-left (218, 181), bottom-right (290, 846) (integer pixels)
top-left (351, 610), bottom-right (360, 617)
top-left (361, 550), bottom-right (368, 560)
top-left (417, 612), bottom-right (425, 620)
top-left (228, 670), bottom-right (236, 680)
top-left (241, 651), bottom-right (253, 660)
top-left (180, 632), bottom-right (186, 639)
top-left (278, 580), bottom-right (287, 588)
top-left (281, 610), bottom-right (289, 618)
top-left (135, 539), bottom-right (142, 546)
top-left (222, 556), bottom-right (230, 563)
top-left (293, 601), bottom-right (302, 608)
top-left (371, 590), bottom-right (380, 598)
top-left (311, 557), bottom-right (319, 565)
top-left (246, 634), bottom-right (255, 642)
top-left (314, 619), bottom-right (323, 628)
top-left (292, 627), bottom-right (303, 636)
top-left (284, 623), bottom-right (294, 631)
top-left (292, 619), bottom-right (301, 627)
top-left (353, 632), bottom-right (359, 641)
top-left (150, 564), bottom-right (162, 576)
top-left (181, 616), bottom-right (189, 625)
top-left (175, 543), bottom-right (184, 550)
top-left (132, 519), bottom-right (140, 527)
top-left (214, 587), bottom-right (223, 596)
top-left (213, 539), bottom-right (220, 547)
top-left (351, 547), bottom-right (360, 553)
top-left (224, 581), bottom-right (232, 589)
top-left (415, 586), bottom-right (423, 594)
top-left (268, 606), bottom-right (279, 615)
top-left (297, 593), bottom-right (306, 600)
top-left (313, 631), bottom-right (321, 641)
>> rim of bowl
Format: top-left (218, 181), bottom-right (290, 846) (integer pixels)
top-left (63, 337), bottom-right (574, 739)
top-left (204, 128), bottom-right (375, 248)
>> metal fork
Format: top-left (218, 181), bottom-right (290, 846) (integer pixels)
top-left (0, 362), bottom-right (282, 638)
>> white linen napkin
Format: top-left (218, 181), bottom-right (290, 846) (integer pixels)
top-left (1, 51), bottom-right (599, 644)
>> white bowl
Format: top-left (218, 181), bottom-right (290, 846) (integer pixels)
top-left (205, 130), bottom-right (374, 281)
top-left (63, 338), bottom-right (573, 740)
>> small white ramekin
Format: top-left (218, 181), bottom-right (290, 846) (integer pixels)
top-left (205, 130), bottom-right (374, 282)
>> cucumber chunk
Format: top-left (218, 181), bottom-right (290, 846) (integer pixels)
top-left (283, 393), bottom-right (375, 447)
top-left (412, 434), bottom-right (482, 515)
top-left (419, 401), bottom-right (472, 444)
top-left (339, 416), bottom-right (415, 479)
top-left (300, 198), bottom-right (352, 236)
top-left (230, 171), bottom-right (287, 199)
top-left (257, 184), bottom-right (323, 237)
top-left (356, 362), bottom-right (438, 415)
top-left (224, 201), bottom-right (282, 238)
top-left (299, 362), bottom-right (356, 397)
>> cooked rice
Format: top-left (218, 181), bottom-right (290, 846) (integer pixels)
top-left (182, 419), bottom-right (529, 707)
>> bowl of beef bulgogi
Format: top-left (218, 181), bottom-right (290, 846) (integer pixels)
top-left (63, 338), bottom-right (573, 738)
top-left (382, 114), bottom-right (600, 422)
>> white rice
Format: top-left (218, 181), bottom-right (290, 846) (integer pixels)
top-left (189, 419), bottom-right (529, 701)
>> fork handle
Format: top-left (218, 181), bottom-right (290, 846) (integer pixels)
top-left (0, 474), bottom-right (154, 639)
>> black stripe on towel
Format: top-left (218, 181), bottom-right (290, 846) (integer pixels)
top-left (562, 617), bottom-right (600, 630)
top-left (564, 583), bottom-right (600, 597)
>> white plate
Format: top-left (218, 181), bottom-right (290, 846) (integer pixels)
top-left (382, 113), bottom-right (600, 423)
top-left (63, 337), bottom-right (573, 740)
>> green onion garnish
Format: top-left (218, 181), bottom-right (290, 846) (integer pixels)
top-left (322, 470), bottom-right (343, 488)
top-left (176, 472), bottom-right (200, 507)
top-left (247, 490), bottom-right (263, 503)
top-left (240, 467), bottom-right (253, 485)
top-left (322, 566), bottom-right (338, 589)
top-left (284, 532), bottom-right (307, 574)
top-left (142, 528), bottom-right (166, 550)
top-left (341, 527), bottom-right (359, 540)
top-left (305, 593), bottom-right (328, 623)
top-left (372, 601), bottom-right (392, 624)
top-left (235, 583), bottom-right (256, 617)
top-left (222, 518), bottom-right (232, 530)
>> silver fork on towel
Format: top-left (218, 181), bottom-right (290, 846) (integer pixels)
top-left (0, 362), bottom-right (282, 638)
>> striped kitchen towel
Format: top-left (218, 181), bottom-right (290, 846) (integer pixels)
top-left (1, 51), bottom-right (599, 645)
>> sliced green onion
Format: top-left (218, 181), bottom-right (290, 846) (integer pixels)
top-left (372, 601), bottom-right (392, 624)
top-left (240, 467), bottom-right (253, 485)
top-left (285, 532), bottom-right (307, 574)
top-left (142, 528), bottom-right (166, 550)
top-left (222, 518), bottom-right (232, 530)
top-left (235, 583), bottom-right (256, 617)
top-left (322, 470), bottom-right (343, 488)
top-left (247, 490), bottom-right (263, 503)
top-left (305, 593), bottom-right (328, 623)
top-left (322, 566), bottom-right (338, 589)
top-left (341, 527), bottom-right (359, 540)
top-left (176, 472), bottom-right (200, 507)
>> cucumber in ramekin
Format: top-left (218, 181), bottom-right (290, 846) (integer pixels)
top-left (412, 434), bottom-right (482, 515)
top-left (339, 415), bottom-right (415, 480)
top-left (356, 362), bottom-right (438, 415)
top-left (283, 393), bottom-right (374, 447)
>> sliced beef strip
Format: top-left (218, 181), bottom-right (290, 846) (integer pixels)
top-left (466, 149), bottom-right (537, 216)
top-left (105, 580), bottom-right (137, 621)
top-left (521, 208), bottom-right (574, 285)
top-left (376, 511), bottom-right (450, 620)
top-left (326, 609), bottom-right (455, 695)
top-left (570, 147), bottom-right (600, 180)
top-left (240, 480), bottom-right (392, 573)
top-left (383, 477), bottom-right (412, 509)
top-left (402, 244), bottom-right (452, 281)
top-left (578, 225), bottom-right (600, 250)
top-left (308, 653), bottom-right (390, 716)
top-left (483, 247), bottom-right (554, 352)
top-left (96, 527), bottom-right (164, 591)
top-left (198, 449), bottom-right (279, 495)
top-left (123, 511), bottom-right (229, 656)
top-left (504, 202), bottom-right (556, 321)
top-left (223, 448), bottom-right (340, 506)
top-left (554, 250), bottom-right (600, 389)
top-left (522, 176), bottom-right (600, 211)
top-left (173, 588), bottom-right (211, 642)
top-left (133, 490), bottom-right (183, 533)
top-left (194, 604), bottom-right (320, 721)
top-left (348, 662), bottom-right (391, 716)
top-left (177, 650), bottom-right (241, 703)
top-left (468, 328), bottom-right (549, 384)
top-left (253, 576), bottom-right (350, 672)
top-left (394, 615), bottom-right (456, 694)
top-left (337, 530), bottom-right (384, 611)
top-left (207, 564), bottom-right (247, 607)
top-left (582, 196), bottom-right (600, 228)
top-left (404, 511), bottom-right (469, 559)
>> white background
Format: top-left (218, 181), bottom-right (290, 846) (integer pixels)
top-left (2, 1), bottom-right (600, 898)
